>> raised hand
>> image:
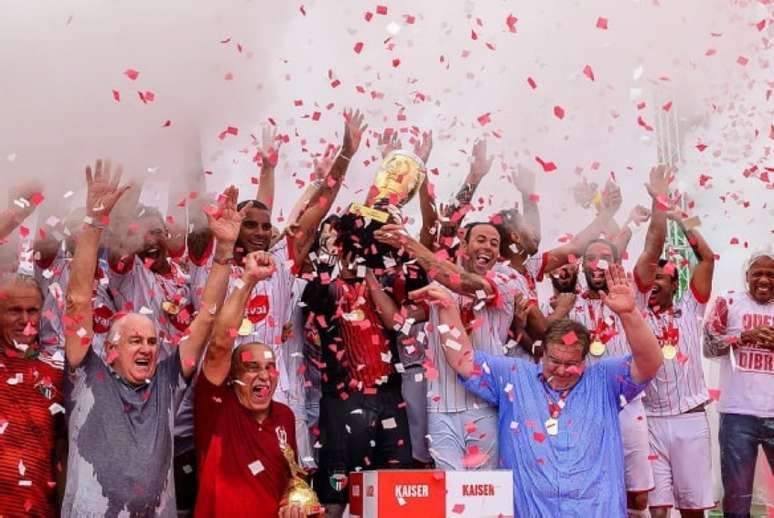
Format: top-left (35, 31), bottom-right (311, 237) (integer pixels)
top-left (572, 179), bottom-right (599, 209)
top-left (469, 138), bottom-right (494, 184)
top-left (342, 108), bottom-right (368, 157)
top-left (207, 185), bottom-right (243, 244)
top-left (378, 130), bottom-right (402, 158)
top-left (259, 124), bottom-right (282, 168)
top-left (413, 131), bottom-right (433, 165)
top-left (645, 164), bottom-right (674, 200)
top-left (7, 181), bottom-right (44, 222)
top-left (511, 164), bottom-right (536, 195)
top-left (600, 263), bottom-right (636, 315)
top-left (628, 205), bottom-right (651, 225)
top-left (244, 251), bottom-right (275, 282)
top-left (84, 158), bottom-right (131, 219)
top-left (409, 284), bottom-right (454, 307)
top-left (373, 223), bottom-right (409, 249)
top-left (600, 180), bottom-right (622, 215)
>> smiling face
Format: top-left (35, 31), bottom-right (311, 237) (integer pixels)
top-left (648, 266), bottom-right (677, 310)
top-left (231, 343), bottom-right (278, 418)
top-left (583, 241), bottom-right (616, 292)
top-left (0, 279), bottom-right (42, 351)
top-left (747, 256), bottom-right (774, 304)
top-left (462, 224), bottom-right (501, 275)
top-left (105, 313), bottom-right (159, 385)
top-left (238, 207), bottom-right (272, 253)
top-left (550, 263), bottom-right (579, 293)
top-left (136, 215), bottom-right (169, 274)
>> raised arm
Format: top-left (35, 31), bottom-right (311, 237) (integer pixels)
top-left (633, 165), bottom-right (672, 289)
top-left (374, 223), bottom-right (495, 298)
top-left (65, 159), bottom-right (130, 368)
top-left (365, 269), bottom-right (428, 330)
top-left (255, 124), bottom-right (282, 211)
top-left (202, 251), bottom-right (275, 385)
top-left (600, 264), bottom-right (662, 383)
top-left (669, 212), bottom-right (715, 301)
top-left (411, 132), bottom-right (439, 250)
top-left (0, 182), bottom-right (43, 241)
top-left (512, 165), bottom-right (541, 244)
top-left (105, 176), bottom-right (144, 273)
top-left (290, 108), bottom-right (366, 268)
top-left (177, 186), bottom-right (242, 378)
top-left (410, 284), bottom-right (475, 378)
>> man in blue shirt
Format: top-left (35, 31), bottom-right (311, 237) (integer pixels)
top-left (411, 263), bottom-right (662, 517)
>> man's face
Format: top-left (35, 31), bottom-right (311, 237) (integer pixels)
top-left (747, 256), bottom-right (774, 304)
top-left (583, 242), bottom-right (615, 292)
top-left (542, 342), bottom-right (585, 390)
top-left (232, 344), bottom-right (279, 414)
top-left (0, 283), bottom-right (41, 349)
top-left (318, 222), bottom-right (340, 261)
top-left (137, 216), bottom-right (169, 274)
top-left (106, 314), bottom-right (159, 385)
top-left (462, 224), bottom-right (500, 275)
top-left (238, 207), bottom-right (272, 253)
top-left (648, 267), bottom-right (677, 310)
top-left (514, 220), bottom-right (539, 257)
top-left (550, 263), bottom-right (579, 293)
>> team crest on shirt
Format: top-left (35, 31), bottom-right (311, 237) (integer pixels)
top-left (281, 322), bottom-right (294, 343)
top-left (246, 294), bottom-right (270, 324)
top-left (92, 305), bottom-right (115, 334)
top-left (329, 472), bottom-right (348, 492)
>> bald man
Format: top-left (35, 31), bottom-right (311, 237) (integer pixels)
top-left (60, 160), bottom-right (232, 517)
top-left (194, 250), bottom-right (311, 518)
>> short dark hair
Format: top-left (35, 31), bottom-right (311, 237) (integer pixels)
top-left (495, 209), bottom-right (521, 256)
top-left (544, 319), bottom-right (592, 358)
top-left (463, 221), bottom-right (504, 244)
top-left (657, 258), bottom-right (678, 281)
top-left (237, 199), bottom-right (270, 212)
top-left (583, 238), bottom-right (620, 263)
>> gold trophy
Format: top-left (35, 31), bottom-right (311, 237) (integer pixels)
top-left (341, 150), bottom-right (426, 269)
top-left (349, 149), bottom-right (426, 223)
top-left (279, 429), bottom-right (323, 515)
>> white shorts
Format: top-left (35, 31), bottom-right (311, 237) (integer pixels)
top-left (647, 412), bottom-right (716, 510)
top-left (619, 398), bottom-right (656, 492)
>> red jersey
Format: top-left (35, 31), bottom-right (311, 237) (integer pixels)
top-left (0, 352), bottom-right (64, 517)
top-left (194, 375), bottom-right (297, 518)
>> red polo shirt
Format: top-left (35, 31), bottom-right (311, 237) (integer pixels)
top-left (194, 374), bottom-right (297, 518)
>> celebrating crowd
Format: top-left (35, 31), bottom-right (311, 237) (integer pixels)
top-left (0, 109), bottom-right (772, 518)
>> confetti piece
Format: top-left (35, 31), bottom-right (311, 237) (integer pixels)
top-left (124, 68), bottom-right (139, 80)
top-left (248, 460), bottom-right (264, 475)
top-left (452, 503), bottom-right (465, 514)
top-left (708, 388), bottom-right (721, 401)
top-left (477, 112), bottom-right (491, 126)
top-left (596, 17), bottom-right (608, 30)
top-left (535, 156), bottom-right (557, 173)
top-left (562, 331), bottom-right (578, 345)
top-left (526, 76), bottom-right (537, 89)
top-left (506, 14), bottom-right (518, 33)
top-left (661, 101), bottom-right (672, 111)
top-left (736, 56), bottom-right (748, 66)
top-left (582, 64), bottom-right (595, 81)
top-left (376, 5), bottom-right (387, 15)
top-left (112, 89), bottom-right (120, 102)
top-left (392, 58), bottom-right (401, 67)
top-left (553, 105), bottom-right (565, 120)
top-left (533, 432), bottom-right (545, 443)
top-left (354, 42), bottom-right (364, 54)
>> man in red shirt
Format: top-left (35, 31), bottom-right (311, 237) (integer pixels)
top-left (195, 251), bottom-right (312, 518)
top-left (0, 272), bottom-right (65, 516)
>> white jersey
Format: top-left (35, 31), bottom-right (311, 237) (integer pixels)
top-left (705, 290), bottom-right (774, 417)
top-left (188, 236), bottom-right (296, 392)
top-left (108, 253), bottom-right (193, 358)
top-left (635, 287), bottom-right (710, 416)
top-left (425, 267), bottom-right (521, 413)
top-left (39, 251), bottom-right (116, 357)
top-left (566, 292), bottom-right (629, 362)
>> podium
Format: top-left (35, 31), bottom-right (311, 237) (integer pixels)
top-left (349, 469), bottom-right (513, 518)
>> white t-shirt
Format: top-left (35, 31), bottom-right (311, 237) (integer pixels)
top-left (425, 266), bottom-right (521, 413)
top-left (635, 286), bottom-right (710, 416)
top-left (706, 290), bottom-right (774, 417)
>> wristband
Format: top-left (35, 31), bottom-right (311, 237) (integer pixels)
top-left (83, 216), bottom-right (106, 230)
top-left (213, 255), bottom-right (234, 265)
top-left (339, 154), bottom-right (351, 162)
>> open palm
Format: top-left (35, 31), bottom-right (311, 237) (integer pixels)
top-left (600, 263), bottom-right (636, 315)
top-left (85, 158), bottom-right (130, 217)
top-left (207, 185), bottom-right (243, 243)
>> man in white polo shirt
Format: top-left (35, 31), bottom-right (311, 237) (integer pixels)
top-left (633, 177), bottom-right (717, 517)
top-left (704, 251), bottom-right (774, 518)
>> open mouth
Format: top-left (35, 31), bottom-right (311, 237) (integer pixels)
top-left (474, 252), bottom-right (493, 268)
top-left (251, 382), bottom-right (270, 401)
top-left (134, 357), bottom-right (151, 370)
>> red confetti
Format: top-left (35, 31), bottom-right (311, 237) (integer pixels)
top-left (354, 42), bottom-right (364, 54)
top-left (637, 115), bottom-right (654, 131)
top-left (452, 503), bottom-right (465, 514)
top-left (218, 126), bottom-right (239, 140)
top-left (698, 174), bottom-right (712, 187)
top-left (696, 143), bottom-right (708, 152)
top-left (708, 388), bottom-right (721, 401)
top-left (477, 112), bottom-right (491, 126)
top-left (112, 89), bottom-right (120, 102)
top-left (736, 56), bottom-right (748, 66)
top-left (162, 120), bottom-right (172, 127)
top-left (535, 156), bottom-right (557, 173)
top-left (661, 101), bottom-right (672, 112)
top-left (124, 68), bottom-right (140, 80)
top-left (506, 14), bottom-right (518, 33)
top-left (526, 76), bottom-right (537, 89)
top-left (755, 19), bottom-right (766, 31)
top-left (299, 5), bottom-right (306, 16)
top-left (364, 11), bottom-right (373, 22)
top-left (596, 17), bottom-right (608, 30)
top-left (19, 226), bottom-right (29, 238)
top-left (471, 30), bottom-right (478, 40)
top-left (553, 105), bottom-right (565, 120)
top-left (391, 58), bottom-right (401, 67)
top-left (376, 5), bottom-right (387, 15)
top-left (582, 64), bottom-right (595, 81)
top-left (533, 432), bottom-right (546, 443)
top-left (30, 192), bottom-right (44, 206)
top-left (562, 331), bottom-right (578, 345)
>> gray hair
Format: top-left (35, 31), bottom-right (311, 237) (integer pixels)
top-left (0, 273), bottom-right (43, 301)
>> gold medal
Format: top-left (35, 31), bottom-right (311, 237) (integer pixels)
top-left (238, 318), bottom-right (254, 336)
top-left (589, 341), bottom-right (606, 357)
top-left (662, 344), bottom-right (677, 360)
top-left (344, 309), bottom-right (365, 322)
top-left (162, 301), bottom-right (180, 315)
top-left (545, 418), bottom-right (559, 436)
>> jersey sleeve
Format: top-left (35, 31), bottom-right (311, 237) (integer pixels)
top-left (460, 350), bottom-right (518, 407)
top-left (601, 355), bottom-right (649, 407)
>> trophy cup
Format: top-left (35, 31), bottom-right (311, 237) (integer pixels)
top-left (280, 432), bottom-right (323, 515)
top-left (339, 149), bottom-right (426, 269)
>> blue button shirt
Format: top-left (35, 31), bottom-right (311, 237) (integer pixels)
top-left (462, 351), bottom-right (648, 518)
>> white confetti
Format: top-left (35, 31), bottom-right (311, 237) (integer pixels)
top-left (382, 418), bottom-right (397, 429)
top-left (48, 403), bottom-right (66, 415)
top-left (248, 460), bottom-right (264, 475)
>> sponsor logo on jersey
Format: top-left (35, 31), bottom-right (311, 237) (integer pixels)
top-left (247, 294), bottom-right (270, 324)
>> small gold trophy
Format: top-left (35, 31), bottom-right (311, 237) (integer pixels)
top-left (349, 149), bottom-right (426, 222)
top-left (279, 429), bottom-right (323, 515)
